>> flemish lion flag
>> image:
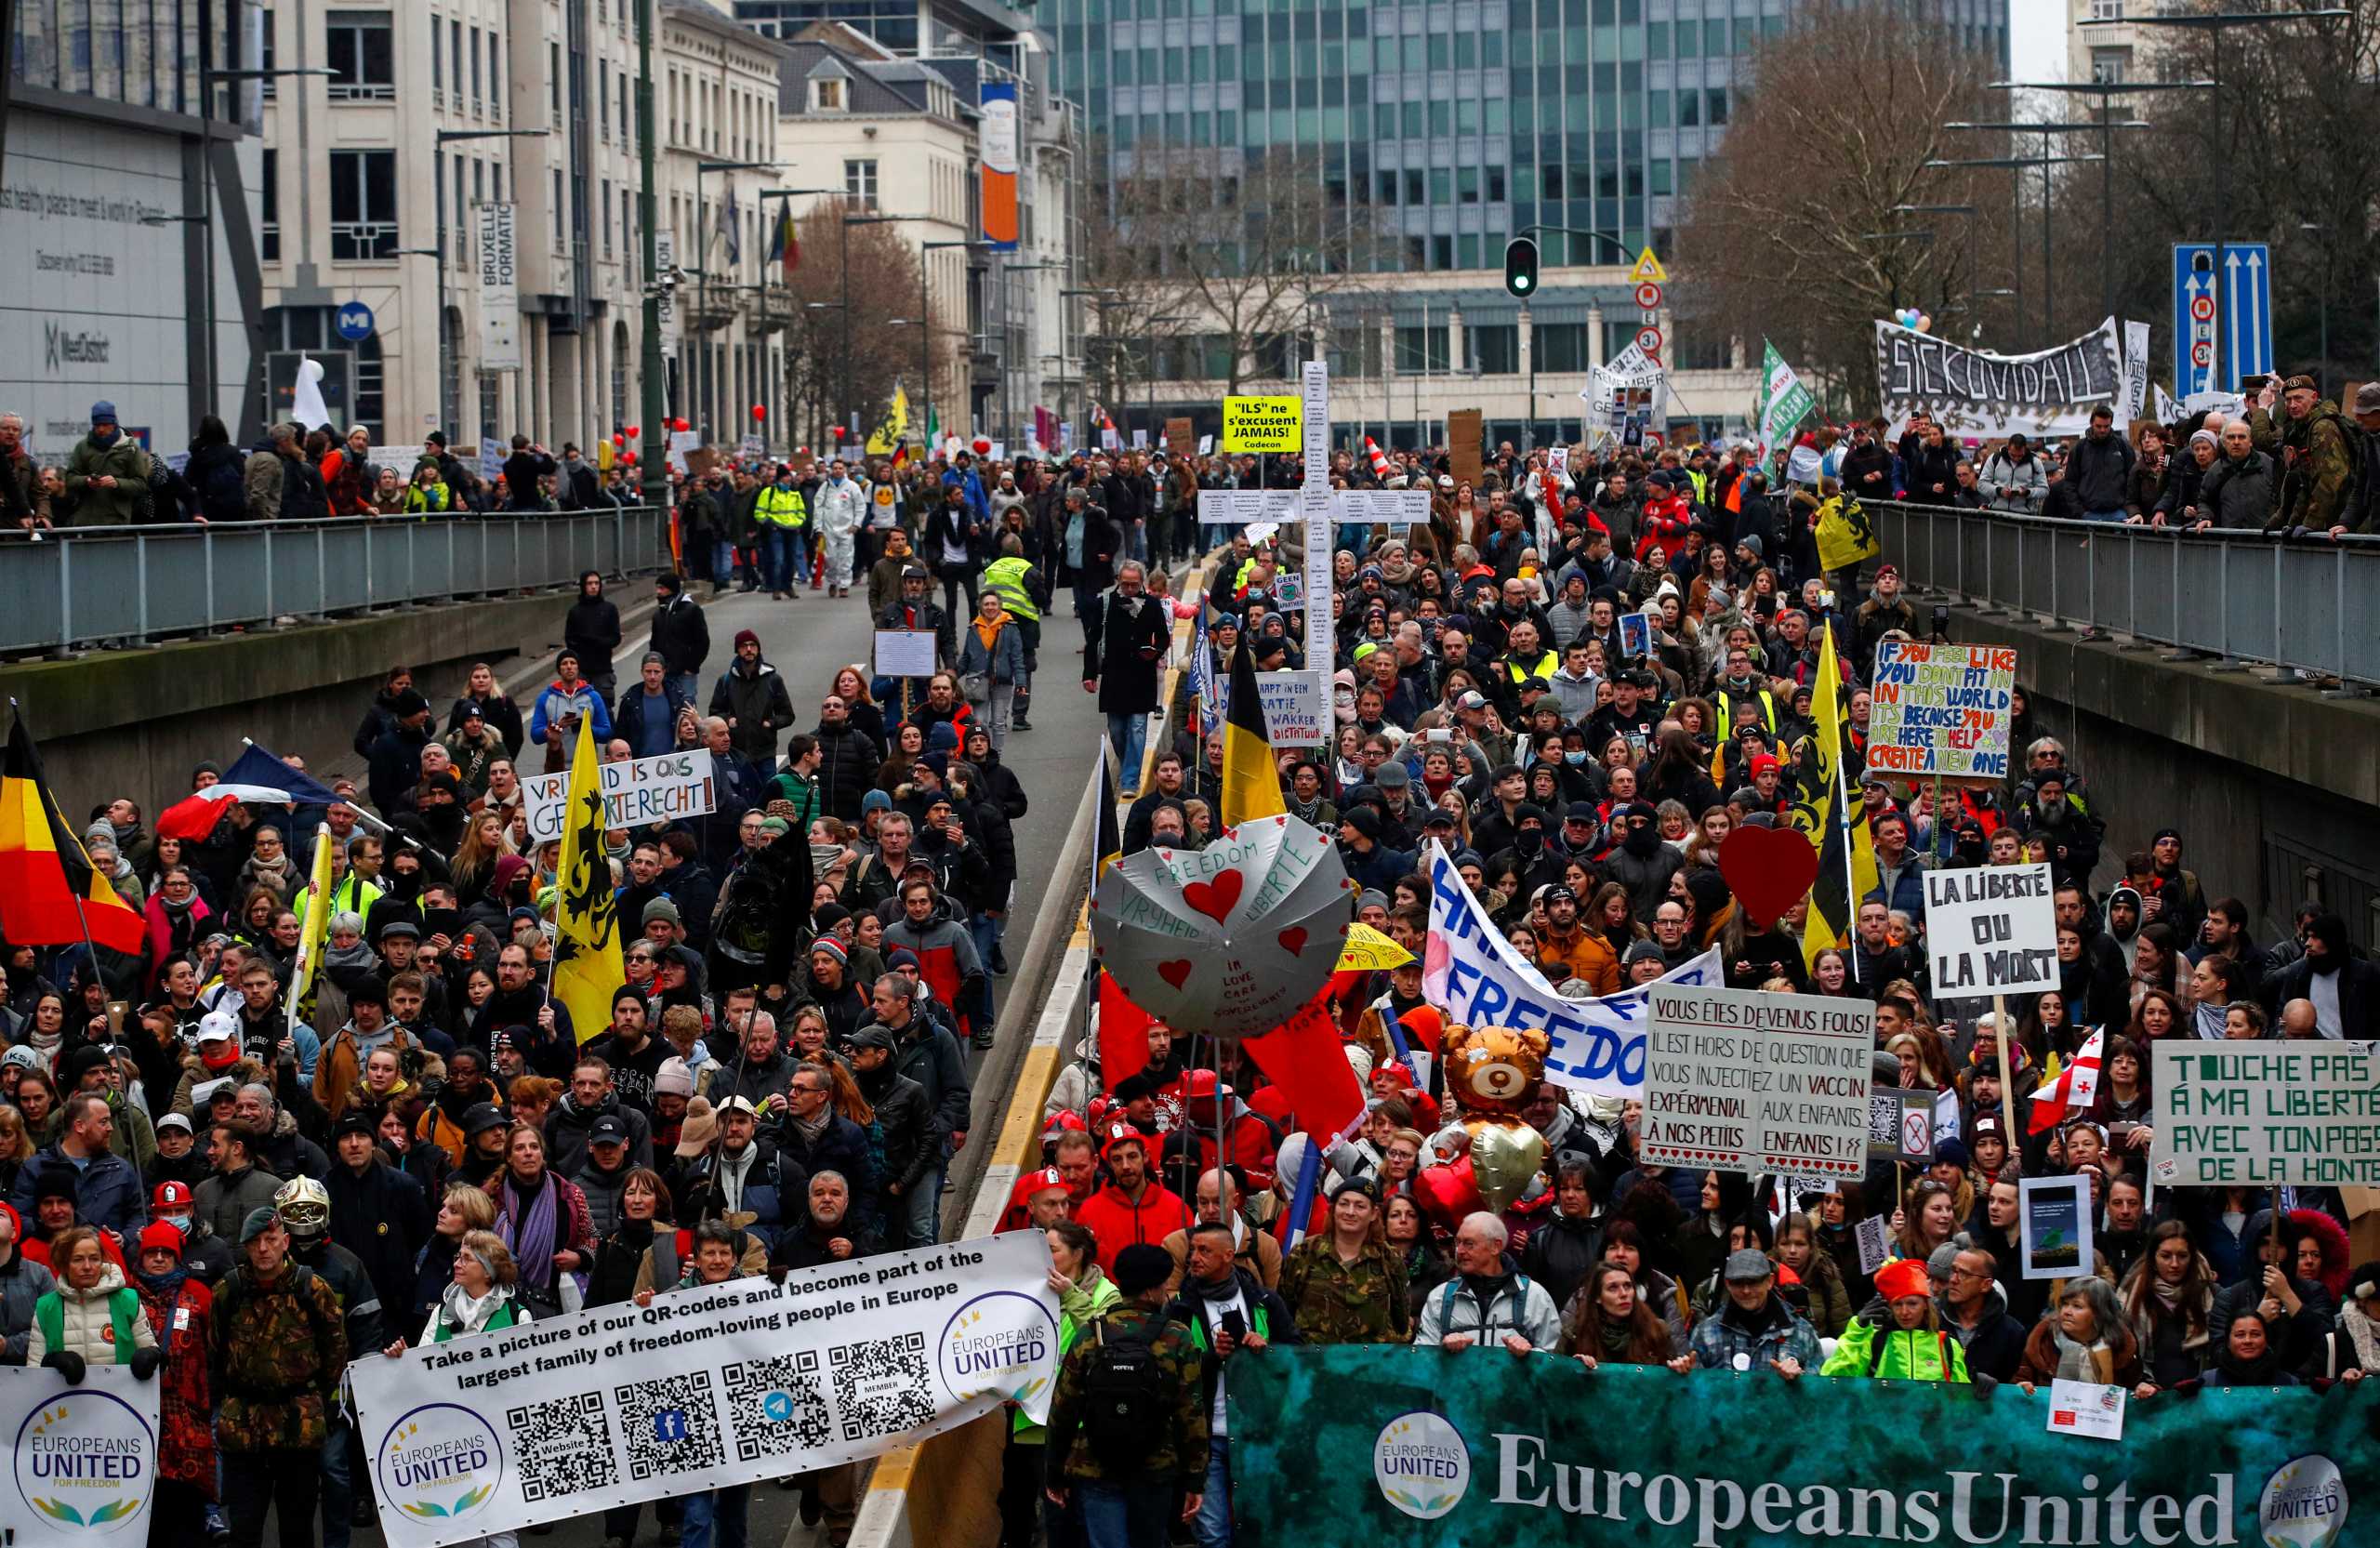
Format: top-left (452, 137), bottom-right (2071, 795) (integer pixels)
top-left (1220, 632), bottom-right (1285, 829)
top-left (552, 715), bottom-right (624, 1044)
top-left (1787, 626), bottom-right (1878, 971)
top-left (866, 385), bottom-right (908, 456)
top-left (1815, 491), bottom-right (1882, 575)
top-left (0, 711), bottom-right (146, 953)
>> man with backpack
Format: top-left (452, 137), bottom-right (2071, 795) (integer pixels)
top-left (2251, 373), bottom-right (2362, 537)
top-left (1162, 1223), bottom-right (1301, 1548)
top-left (1042, 1242), bottom-right (1209, 1548)
top-left (209, 1208), bottom-right (350, 1548)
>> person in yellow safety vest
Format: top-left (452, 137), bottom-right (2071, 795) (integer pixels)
top-left (1494, 619), bottom-right (1559, 708)
top-left (754, 466), bottom-right (810, 601)
top-left (1711, 643), bottom-right (1778, 744)
top-left (979, 534), bottom-right (1047, 730)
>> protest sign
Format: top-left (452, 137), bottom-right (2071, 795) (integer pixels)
top-left (1165, 417), bottom-right (1196, 457)
top-left (1867, 642), bottom-right (2019, 781)
top-left (1618, 612), bottom-right (1654, 660)
top-left (1894, 1091), bottom-right (1939, 1163)
top-left (1197, 488), bottom-right (1302, 525)
top-left (1422, 845), bottom-right (1719, 1100)
top-left (1639, 986), bottom-right (1874, 1178)
top-left (1924, 863), bottom-right (2057, 994)
top-left (2048, 1380), bottom-right (2127, 1442)
top-left (2149, 1041), bottom-right (2380, 1187)
top-left (350, 1233), bottom-right (1057, 1548)
top-left (1874, 314), bottom-right (2123, 440)
top-left (0, 1364), bottom-right (161, 1548)
top-left (2019, 1174), bottom-right (2093, 1279)
top-left (1856, 1213), bottom-right (1893, 1277)
top-left (1222, 396), bottom-right (1301, 454)
top-left (521, 752), bottom-right (717, 843)
top-left (873, 628), bottom-right (939, 680)
top-left (1867, 1091), bottom-right (1905, 1158)
top-left (1233, 1347), bottom-right (2380, 1547)
top-left (1448, 409), bottom-right (1484, 487)
top-left (1211, 667), bottom-right (1328, 748)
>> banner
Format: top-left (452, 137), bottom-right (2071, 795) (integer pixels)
top-left (1222, 397), bottom-right (1301, 454)
top-left (978, 81), bottom-right (1019, 250)
top-left (1867, 642), bottom-right (2018, 781)
top-left (0, 1364), bottom-right (162, 1548)
top-left (351, 1233), bottom-right (1058, 1548)
top-left (1754, 340), bottom-right (1817, 456)
top-left (1209, 668), bottom-right (1329, 748)
top-left (1232, 1346), bottom-right (2380, 1547)
top-left (1924, 863), bottom-right (2057, 995)
top-left (1421, 844), bottom-right (1720, 1099)
top-left (2122, 319), bottom-right (2152, 425)
top-left (1875, 316), bottom-right (2122, 439)
top-left (2150, 1041), bottom-right (2380, 1187)
top-left (1639, 985), bottom-right (1873, 1179)
top-left (475, 203), bottom-right (522, 373)
top-left (519, 750), bottom-right (718, 843)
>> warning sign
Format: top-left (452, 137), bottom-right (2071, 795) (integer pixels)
top-left (1626, 247), bottom-right (1669, 285)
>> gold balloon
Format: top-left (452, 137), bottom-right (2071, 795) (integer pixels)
top-left (1463, 1120), bottom-right (1547, 1213)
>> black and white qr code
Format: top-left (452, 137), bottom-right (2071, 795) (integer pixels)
top-left (503, 1391), bottom-right (618, 1503)
top-left (721, 1352), bottom-right (832, 1462)
top-left (828, 1332), bottom-right (934, 1442)
top-left (614, 1371), bottom-right (725, 1482)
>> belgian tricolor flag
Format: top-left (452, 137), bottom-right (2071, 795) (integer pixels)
top-left (1, 710), bottom-right (146, 953)
top-left (1220, 631), bottom-right (1286, 829)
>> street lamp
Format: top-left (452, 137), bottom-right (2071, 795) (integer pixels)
top-left (1947, 112), bottom-right (2155, 321)
top-left (692, 159), bottom-right (780, 439)
top-left (1923, 154), bottom-right (2104, 337)
top-left (918, 240), bottom-right (981, 444)
top-left (1144, 314), bottom-right (1190, 446)
top-left (191, 66), bottom-right (331, 430)
top-left (1061, 287), bottom-right (1125, 445)
top-left (998, 260), bottom-right (1064, 448)
top-left (432, 127), bottom-right (551, 438)
top-left (841, 213), bottom-right (932, 445)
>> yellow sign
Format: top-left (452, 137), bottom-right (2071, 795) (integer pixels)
top-left (1222, 396), bottom-right (1302, 454)
top-left (1336, 921), bottom-right (1414, 971)
top-left (1626, 246), bottom-right (1669, 285)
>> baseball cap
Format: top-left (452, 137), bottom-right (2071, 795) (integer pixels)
top-left (589, 1115), bottom-right (631, 1145)
top-left (1565, 801), bottom-right (1598, 824)
top-left (154, 1112), bottom-right (192, 1136)
top-left (716, 1094), bottom-right (760, 1117)
top-left (1458, 690), bottom-right (1488, 711)
top-left (462, 1102), bottom-right (509, 1138)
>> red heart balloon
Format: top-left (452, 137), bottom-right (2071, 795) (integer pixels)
top-left (1157, 959), bottom-right (1194, 990)
top-left (1277, 927), bottom-right (1309, 957)
top-left (1182, 870), bottom-right (1244, 924)
top-left (1413, 1160), bottom-right (1482, 1234)
top-left (1718, 825), bottom-right (1821, 930)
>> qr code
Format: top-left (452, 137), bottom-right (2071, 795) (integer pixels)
top-left (503, 1391), bottom-right (618, 1504)
top-left (721, 1353), bottom-right (831, 1462)
top-left (615, 1371), bottom-right (725, 1482)
top-left (828, 1332), bottom-right (934, 1442)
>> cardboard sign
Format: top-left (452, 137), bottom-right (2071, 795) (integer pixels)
top-left (2019, 1174), bottom-right (2093, 1280)
top-left (1166, 417), bottom-right (1196, 458)
top-left (1222, 396), bottom-right (1302, 454)
top-left (1639, 986), bottom-right (1875, 1179)
top-left (1448, 408), bottom-right (1485, 487)
top-left (873, 628), bottom-right (939, 679)
top-left (2048, 1380), bottom-right (2128, 1442)
top-left (2149, 1042), bottom-right (2380, 1187)
top-left (1924, 863), bottom-right (2058, 994)
top-left (1868, 642), bottom-right (2019, 781)
top-left (521, 751), bottom-right (717, 842)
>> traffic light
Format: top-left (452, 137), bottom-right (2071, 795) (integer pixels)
top-left (1503, 235), bottom-right (1540, 298)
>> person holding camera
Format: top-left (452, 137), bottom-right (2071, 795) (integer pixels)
top-left (1161, 1222), bottom-right (1300, 1548)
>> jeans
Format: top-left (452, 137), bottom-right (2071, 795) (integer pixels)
top-left (712, 537), bottom-right (736, 584)
top-left (666, 672), bottom-right (699, 706)
top-left (984, 683), bottom-right (1015, 748)
top-left (1076, 1479), bottom-right (1176, 1548)
top-left (320, 1414), bottom-right (352, 1548)
top-left (682, 1484), bottom-right (751, 1548)
top-left (2083, 507), bottom-right (2129, 523)
top-left (1105, 712), bottom-right (1148, 793)
top-left (1122, 517), bottom-right (1148, 563)
top-left (763, 527), bottom-right (794, 590)
top-left (900, 1159), bottom-right (945, 1248)
top-left (970, 909), bottom-right (1004, 1026)
top-left (224, 1446), bottom-right (321, 1548)
top-left (1192, 1436), bottom-right (1231, 1548)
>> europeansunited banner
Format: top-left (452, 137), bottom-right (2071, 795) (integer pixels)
top-left (1230, 1347), bottom-right (2376, 1548)
top-left (350, 1232), bottom-right (1058, 1548)
top-left (0, 1365), bottom-right (163, 1548)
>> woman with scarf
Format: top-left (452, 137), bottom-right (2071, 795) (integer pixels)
top-left (482, 1124), bottom-right (594, 1318)
top-left (409, 1184), bottom-right (497, 1327)
top-left (141, 866), bottom-right (213, 994)
top-left (1562, 1258), bottom-right (1677, 1369)
top-left (2122, 1220), bottom-right (2217, 1389)
top-left (1773, 1213), bottom-right (1853, 1338)
top-left (2016, 1277), bottom-right (2143, 1392)
top-left (131, 1221), bottom-right (215, 1544)
top-left (2203, 1307), bottom-right (2298, 1387)
top-left (2308, 1261), bottom-right (2380, 1383)
top-left (1002, 1220), bottom-right (1117, 1548)
top-left (386, 1228), bottom-right (531, 1351)
top-left (1597, 1219), bottom-right (1692, 1348)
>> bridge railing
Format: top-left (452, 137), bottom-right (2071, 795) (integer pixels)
top-left (1863, 500), bottom-right (2380, 689)
top-left (0, 508), bottom-right (670, 655)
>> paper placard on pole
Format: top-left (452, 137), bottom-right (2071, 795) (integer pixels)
top-left (1867, 1091), bottom-right (1904, 1158)
top-left (476, 203), bottom-right (522, 372)
top-left (1867, 642), bottom-right (2019, 781)
top-left (874, 628), bottom-right (939, 680)
top-left (1222, 396), bottom-right (1301, 453)
top-left (1332, 488), bottom-right (1432, 525)
top-left (1448, 408), bottom-right (1484, 487)
top-left (1856, 1213), bottom-right (1893, 1277)
top-left (654, 230), bottom-right (680, 348)
top-left (1639, 985), bottom-right (1876, 1178)
top-left (1166, 417), bottom-right (1196, 457)
top-left (989, 441), bottom-right (1005, 460)
top-left (1214, 668), bottom-right (1328, 747)
top-left (520, 751), bottom-right (718, 843)
top-left (2018, 1173), bottom-right (2094, 1280)
top-left (2047, 1380), bottom-right (2127, 1441)
top-left (1896, 1090), bottom-right (1937, 1163)
top-left (1924, 863), bottom-right (2057, 995)
top-left (1131, 427), bottom-right (1149, 449)
top-left (1300, 361), bottom-right (1329, 492)
top-left (2149, 1041), bottom-right (2380, 1186)
top-left (1197, 488), bottom-right (1302, 525)
top-left (1934, 1087), bottom-right (1962, 1143)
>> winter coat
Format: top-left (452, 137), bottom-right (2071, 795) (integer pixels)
top-left (1086, 589), bottom-right (1170, 717)
top-left (27, 1262), bottom-right (158, 1365)
top-left (1979, 450), bottom-right (2045, 513)
top-left (1821, 1314), bottom-right (1970, 1382)
top-left (2065, 433), bottom-right (2135, 514)
top-left (135, 1269), bottom-right (216, 1491)
top-left (326, 1157), bottom-right (431, 1327)
top-left (1278, 1237), bottom-right (1412, 1345)
top-left (853, 1064), bottom-right (934, 1200)
top-left (958, 613), bottom-right (1026, 686)
top-left (1416, 1264), bottom-right (1563, 1351)
top-left (0, 1242), bottom-right (57, 1366)
top-left (1687, 1294), bottom-right (1820, 1371)
top-left (529, 678), bottom-right (613, 748)
top-left (62, 430), bottom-right (153, 526)
top-left (708, 658), bottom-right (797, 763)
top-left (775, 1113), bottom-right (876, 1210)
top-left (186, 440), bottom-right (248, 523)
top-left (2201, 450), bottom-right (2278, 531)
top-left (208, 1261), bottom-right (348, 1451)
top-left (811, 723), bottom-right (881, 824)
top-left (1516, 1211), bottom-right (1606, 1316)
top-left (1783, 1247), bottom-right (1856, 1338)
top-left (1076, 1183), bottom-right (1195, 1274)
top-left (650, 592), bottom-right (711, 680)
top-left (15, 1148), bottom-right (145, 1250)
top-left (2015, 1316), bottom-right (2146, 1388)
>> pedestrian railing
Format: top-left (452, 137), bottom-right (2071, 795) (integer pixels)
top-left (1864, 500), bottom-right (2380, 690)
top-left (1, 508), bottom-right (669, 655)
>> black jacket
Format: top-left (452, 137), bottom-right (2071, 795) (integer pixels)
top-left (505, 449), bottom-right (559, 510)
top-left (2066, 432), bottom-right (2136, 514)
top-left (1163, 1267), bottom-right (1303, 1414)
top-left (559, 459), bottom-right (602, 509)
top-left (325, 1158), bottom-right (430, 1330)
top-left (1087, 589), bottom-right (1170, 717)
top-left (708, 658), bottom-right (797, 763)
top-left (566, 589), bottom-right (625, 684)
top-left (853, 1063), bottom-right (935, 1199)
top-left (2264, 953), bottom-right (2380, 1039)
top-left (811, 722), bottom-right (881, 824)
top-left (650, 592), bottom-right (711, 680)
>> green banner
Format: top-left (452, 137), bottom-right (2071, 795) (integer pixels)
top-left (1229, 1347), bottom-right (2379, 1548)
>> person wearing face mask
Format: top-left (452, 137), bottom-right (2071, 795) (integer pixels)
top-left (62, 401), bottom-right (154, 526)
top-left (813, 458), bottom-right (864, 597)
top-left (1601, 800), bottom-right (1684, 922)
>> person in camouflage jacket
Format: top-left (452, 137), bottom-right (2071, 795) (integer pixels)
top-left (2250, 375), bottom-right (2357, 536)
top-left (1276, 1178), bottom-right (1412, 1344)
top-left (209, 1208), bottom-right (349, 1548)
top-left (1042, 1243), bottom-right (1209, 1536)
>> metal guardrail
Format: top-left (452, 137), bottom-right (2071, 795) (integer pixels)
top-left (1865, 500), bottom-right (2380, 689)
top-left (1, 508), bottom-right (669, 655)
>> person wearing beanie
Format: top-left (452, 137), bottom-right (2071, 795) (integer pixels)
top-left (1820, 1256), bottom-right (1969, 1382)
top-left (1041, 1239), bottom-right (1210, 1538)
top-left (707, 626), bottom-right (795, 764)
top-left (1621, 936), bottom-right (1669, 986)
top-left (129, 1215), bottom-right (217, 1544)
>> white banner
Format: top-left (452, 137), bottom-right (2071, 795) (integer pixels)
top-left (475, 203), bottom-right (522, 373)
top-left (1640, 986), bottom-right (1874, 1179)
top-left (2122, 319), bottom-right (2152, 425)
top-left (352, 1232), bottom-right (1059, 1548)
top-left (1210, 668), bottom-right (1329, 747)
top-left (2150, 1042), bottom-right (2380, 1188)
top-left (1866, 641), bottom-right (2018, 781)
top-left (1875, 315), bottom-right (2122, 440)
top-left (520, 750), bottom-right (718, 842)
top-left (1421, 843), bottom-right (1721, 1099)
top-left (0, 1365), bottom-right (162, 1548)
top-left (1197, 489), bottom-right (1302, 526)
top-left (1924, 863), bottom-right (2057, 995)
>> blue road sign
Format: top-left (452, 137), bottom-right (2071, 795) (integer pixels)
top-left (335, 300), bottom-right (376, 342)
top-left (2172, 243), bottom-right (2270, 395)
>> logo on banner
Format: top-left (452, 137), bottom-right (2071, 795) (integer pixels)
top-left (2261, 1455), bottom-right (2347, 1548)
top-left (15, 1389), bottom-right (153, 1534)
top-left (1373, 1410), bottom-right (1470, 1520)
top-left (937, 1292), bottom-right (1058, 1408)
top-left (377, 1404), bottom-right (504, 1527)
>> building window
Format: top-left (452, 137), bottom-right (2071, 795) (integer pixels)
top-left (488, 33), bottom-right (502, 120)
top-left (260, 150), bottom-right (281, 261)
top-left (1471, 324), bottom-right (1520, 375)
top-left (329, 149), bottom-right (399, 259)
top-left (450, 21), bottom-right (463, 112)
top-left (469, 25), bottom-right (483, 113)
top-left (599, 70), bottom-right (609, 139)
top-left (2089, 0), bottom-right (2122, 17)
top-left (478, 370), bottom-right (500, 448)
top-left (2090, 46), bottom-right (2130, 83)
top-left (260, 10), bottom-right (277, 99)
top-left (844, 158), bottom-right (878, 209)
top-left (602, 180), bottom-right (614, 258)
top-left (325, 12), bottom-right (393, 100)
top-left (813, 76), bottom-right (843, 111)
top-left (430, 11), bottom-right (443, 100)
top-left (1395, 324), bottom-right (1449, 373)
top-left (554, 169), bottom-right (567, 252)
top-left (550, 43), bottom-right (562, 125)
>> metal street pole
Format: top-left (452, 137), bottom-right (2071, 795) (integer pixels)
top-left (1924, 154), bottom-right (2105, 338)
top-left (433, 127), bottom-right (550, 442)
top-left (195, 66), bottom-right (329, 428)
top-left (847, 214), bottom-right (932, 446)
top-left (693, 159), bottom-right (777, 441)
top-left (1515, 224), bottom-right (1633, 451)
top-left (635, 0), bottom-right (665, 510)
top-left (919, 241), bottom-right (977, 443)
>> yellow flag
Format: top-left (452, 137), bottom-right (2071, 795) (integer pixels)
top-left (1789, 626), bottom-right (1880, 969)
top-left (288, 827), bottom-right (335, 1020)
top-left (865, 385), bottom-right (909, 456)
top-left (553, 715), bottom-right (624, 1044)
top-left (1815, 492), bottom-right (1882, 575)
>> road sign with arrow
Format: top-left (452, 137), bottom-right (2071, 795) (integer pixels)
top-left (2173, 242), bottom-right (2270, 396)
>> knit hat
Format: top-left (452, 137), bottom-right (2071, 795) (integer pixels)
top-left (1623, 939), bottom-right (1665, 966)
top-left (1874, 1258), bottom-right (1933, 1303)
top-left (734, 628), bottom-right (760, 651)
top-left (810, 935), bottom-right (848, 965)
top-left (642, 898), bottom-right (681, 927)
top-left (138, 1223), bottom-right (185, 1259)
top-left (1113, 1242), bottom-right (1176, 1297)
top-left (654, 1057), bottom-right (695, 1099)
top-left (1934, 1136), bottom-right (1972, 1170)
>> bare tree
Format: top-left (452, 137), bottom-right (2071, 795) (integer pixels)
top-left (774, 197), bottom-right (954, 448)
top-left (1674, 15), bottom-right (2016, 413)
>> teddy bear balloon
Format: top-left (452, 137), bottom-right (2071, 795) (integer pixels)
top-left (1420, 1023), bottom-right (1552, 1218)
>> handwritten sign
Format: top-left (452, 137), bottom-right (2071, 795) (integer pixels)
top-left (1639, 986), bottom-right (1875, 1179)
top-left (522, 751), bottom-right (716, 842)
top-left (2149, 1042), bottom-right (2380, 1187)
top-left (1867, 642), bottom-right (2018, 781)
top-left (1222, 396), bottom-right (1301, 454)
top-left (1166, 417), bottom-right (1196, 458)
top-left (1924, 863), bottom-right (2058, 994)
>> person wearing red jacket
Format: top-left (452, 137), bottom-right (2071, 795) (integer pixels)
top-left (1635, 481), bottom-right (1694, 563)
top-left (1072, 1128), bottom-right (1192, 1274)
top-left (1172, 1074), bottom-right (1286, 1193)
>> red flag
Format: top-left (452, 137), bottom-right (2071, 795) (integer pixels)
top-left (1098, 970), bottom-right (1154, 1089)
top-left (1240, 988), bottom-right (1366, 1137)
top-left (1, 715), bottom-right (145, 954)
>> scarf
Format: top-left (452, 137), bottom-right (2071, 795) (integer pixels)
top-left (439, 1281), bottom-right (513, 1335)
top-left (790, 1105), bottom-right (832, 1146)
top-left (1597, 1317), bottom-right (1637, 1358)
top-left (24, 1022), bottom-right (60, 1061)
top-left (2342, 1302), bottom-right (2380, 1373)
top-left (2050, 1326), bottom-right (2111, 1383)
top-left (1286, 790), bottom-right (1325, 826)
top-left (501, 1170), bottom-right (558, 1290)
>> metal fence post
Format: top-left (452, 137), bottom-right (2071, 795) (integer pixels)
top-left (55, 539), bottom-right (73, 659)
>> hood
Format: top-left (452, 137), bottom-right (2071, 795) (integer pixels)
top-left (59, 1261), bottom-right (131, 1302)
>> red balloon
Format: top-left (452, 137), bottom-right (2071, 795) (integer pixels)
top-left (612, 432), bottom-right (624, 447)
top-left (831, 426), bottom-right (845, 440)
top-left (972, 438), bottom-right (992, 456)
top-left (622, 450), bottom-right (638, 466)
top-left (751, 404), bottom-right (767, 422)
top-left (625, 424), bottom-right (641, 439)
top-left (672, 417), bottom-right (690, 433)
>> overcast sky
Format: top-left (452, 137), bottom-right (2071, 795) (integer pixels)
top-left (2009, 0), bottom-right (2069, 83)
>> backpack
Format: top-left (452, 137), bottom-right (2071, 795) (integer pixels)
top-left (2308, 408), bottom-right (2372, 530)
top-left (1080, 1316), bottom-right (1171, 1471)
